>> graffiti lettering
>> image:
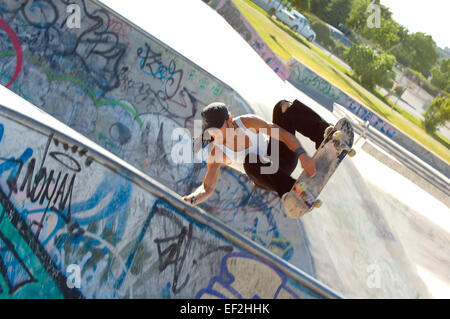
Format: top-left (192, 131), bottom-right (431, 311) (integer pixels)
top-left (0, 17), bottom-right (23, 87)
top-left (0, 231), bottom-right (37, 295)
top-left (346, 100), bottom-right (397, 138)
top-left (137, 43), bottom-right (183, 99)
top-left (196, 252), bottom-right (302, 299)
top-left (155, 222), bottom-right (193, 293)
top-left (0, 133), bottom-right (93, 238)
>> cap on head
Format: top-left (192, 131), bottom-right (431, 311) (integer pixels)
top-left (201, 102), bottom-right (230, 141)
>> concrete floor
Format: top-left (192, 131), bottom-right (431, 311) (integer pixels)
top-left (101, 0), bottom-right (450, 298)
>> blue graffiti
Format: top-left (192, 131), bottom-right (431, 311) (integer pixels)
top-left (346, 100), bottom-right (397, 138)
top-left (195, 252), bottom-right (300, 299)
top-left (178, 162), bottom-right (293, 261)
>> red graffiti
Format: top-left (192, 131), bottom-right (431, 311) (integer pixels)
top-left (0, 17), bottom-right (23, 88)
top-left (109, 19), bottom-right (130, 45)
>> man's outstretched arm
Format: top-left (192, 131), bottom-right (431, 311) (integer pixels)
top-left (182, 148), bottom-right (224, 205)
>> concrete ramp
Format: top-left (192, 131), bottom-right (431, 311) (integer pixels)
top-left (0, 0), bottom-right (315, 279)
top-left (0, 0), bottom-right (437, 298)
top-left (0, 86), bottom-right (340, 298)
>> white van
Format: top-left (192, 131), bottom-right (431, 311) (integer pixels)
top-left (275, 8), bottom-right (316, 42)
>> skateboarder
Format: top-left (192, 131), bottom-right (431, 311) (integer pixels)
top-left (182, 100), bottom-right (332, 205)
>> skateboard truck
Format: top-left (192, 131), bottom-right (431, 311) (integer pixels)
top-left (332, 130), bottom-right (356, 157)
top-left (294, 182), bottom-right (322, 208)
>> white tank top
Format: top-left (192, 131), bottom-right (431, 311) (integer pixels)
top-left (212, 117), bottom-right (270, 167)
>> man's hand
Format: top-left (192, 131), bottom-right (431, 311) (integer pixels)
top-left (182, 194), bottom-right (197, 205)
top-left (299, 153), bottom-right (316, 177)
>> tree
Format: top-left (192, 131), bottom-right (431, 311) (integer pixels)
top-left (347, 0), bottom-right (392, 31)
top-left (394, 85), bottom-right (405, 97)
top-left (364, 19), bottom-right (400, 51)
top-left (345, 44), bottom-right (396, 90)
top-left (292, 0), bottom-right (310, 12)
top-left (431, 58), bottom-right (450, 93)
top-left (423, 97), bottom-right (450, 133)
top-left (407, 33), bottom-right (439, 77)
top-left (310, 0), bottom-right (329, 20)
top-left (347, 1), bottom-right (405, 51)
top-left (346, 0), bottom-right (368, 30)
top-left (347, 0), bottom-right (401, 51)
top-left (390, 40), bottom-right (414, 67)
top-left (391, 32), bottom-right (439, 78)
top-left (396, 25), bottom-right (409, 43)
top-left (344, 0), bottom-right (439, 79)
top-left (310, 19), bottom-right (335, 49)
top-left (323, 0), bottom-right (353, 27)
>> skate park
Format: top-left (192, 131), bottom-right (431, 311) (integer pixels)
top-left (0, 0), bottom-right (448, 299)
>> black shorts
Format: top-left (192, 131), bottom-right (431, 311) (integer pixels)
top-left (243, 100), bottom-right (329, 197)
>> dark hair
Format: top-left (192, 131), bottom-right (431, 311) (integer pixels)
top-left (201, 102), bottom-right (229, 144)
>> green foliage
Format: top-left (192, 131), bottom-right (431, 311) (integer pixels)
top-left (346, 0), bottom-right (392, 30)
top-left (310, 18), bottom-right (335, 50)
top-left (390, 42), bottom-right (413, 67)
top-left (394, 85), bottom-right (405, 97)
top-left (310, 0), bottom-right (352, 27)
top-left (346, 0), bottom-right (438, 79)
top-left (347, 0), bottom-right (401, 51)
top-left (333, 42), bottom-right (349, 61)
top-left (407, 33), bottom-right (439, 77)
top-left (423, 97), bottom-right (450, 133)
top-left (346, 0), bottom-right (371, 31)
top-left (379, 67), bottom-right (395, 90)
top-left (310, 0), bottom-right (329, 19)
top-left (322, 0), bottom-right (353, 27)
top-left (365, 19), bottom-right (400, 51)
top-left (391, 32), bottom-right (439, 78)
top-left (382, 74), bottom-right (395, 91)
top-left (431, 58), bottom-right (450, 93)
top-left (345, 44), bottom-right (396, 90)
top-left (291, 0), bottom-right (310, 11)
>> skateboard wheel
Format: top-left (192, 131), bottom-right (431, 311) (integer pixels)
top-left (332, 131), bottom-right (341, 141)
top-left (348, 149), bottom-right (356, 157)
top-left (296, 182), bottom-right (306, 192)
top-left (313, 200), bottom-right (322, 208)
top-left (282, 193), bottom-right (309, 219)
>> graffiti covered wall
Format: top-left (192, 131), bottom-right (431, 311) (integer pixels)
top-left (0, 0), bottom-right (315, 273)
top-left (0, 0), bottom-right (317, 296)
top-left (0, 104), bottom-right (322, 299)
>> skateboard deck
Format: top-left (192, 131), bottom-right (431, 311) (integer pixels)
top-left (282, 118), bottom-right (355, 219)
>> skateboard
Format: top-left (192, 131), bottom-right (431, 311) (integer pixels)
top-left (282, 118), bottom-right (355, 219)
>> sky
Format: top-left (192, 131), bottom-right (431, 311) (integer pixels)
top-left (380, 0), bottom-right (450, 49)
